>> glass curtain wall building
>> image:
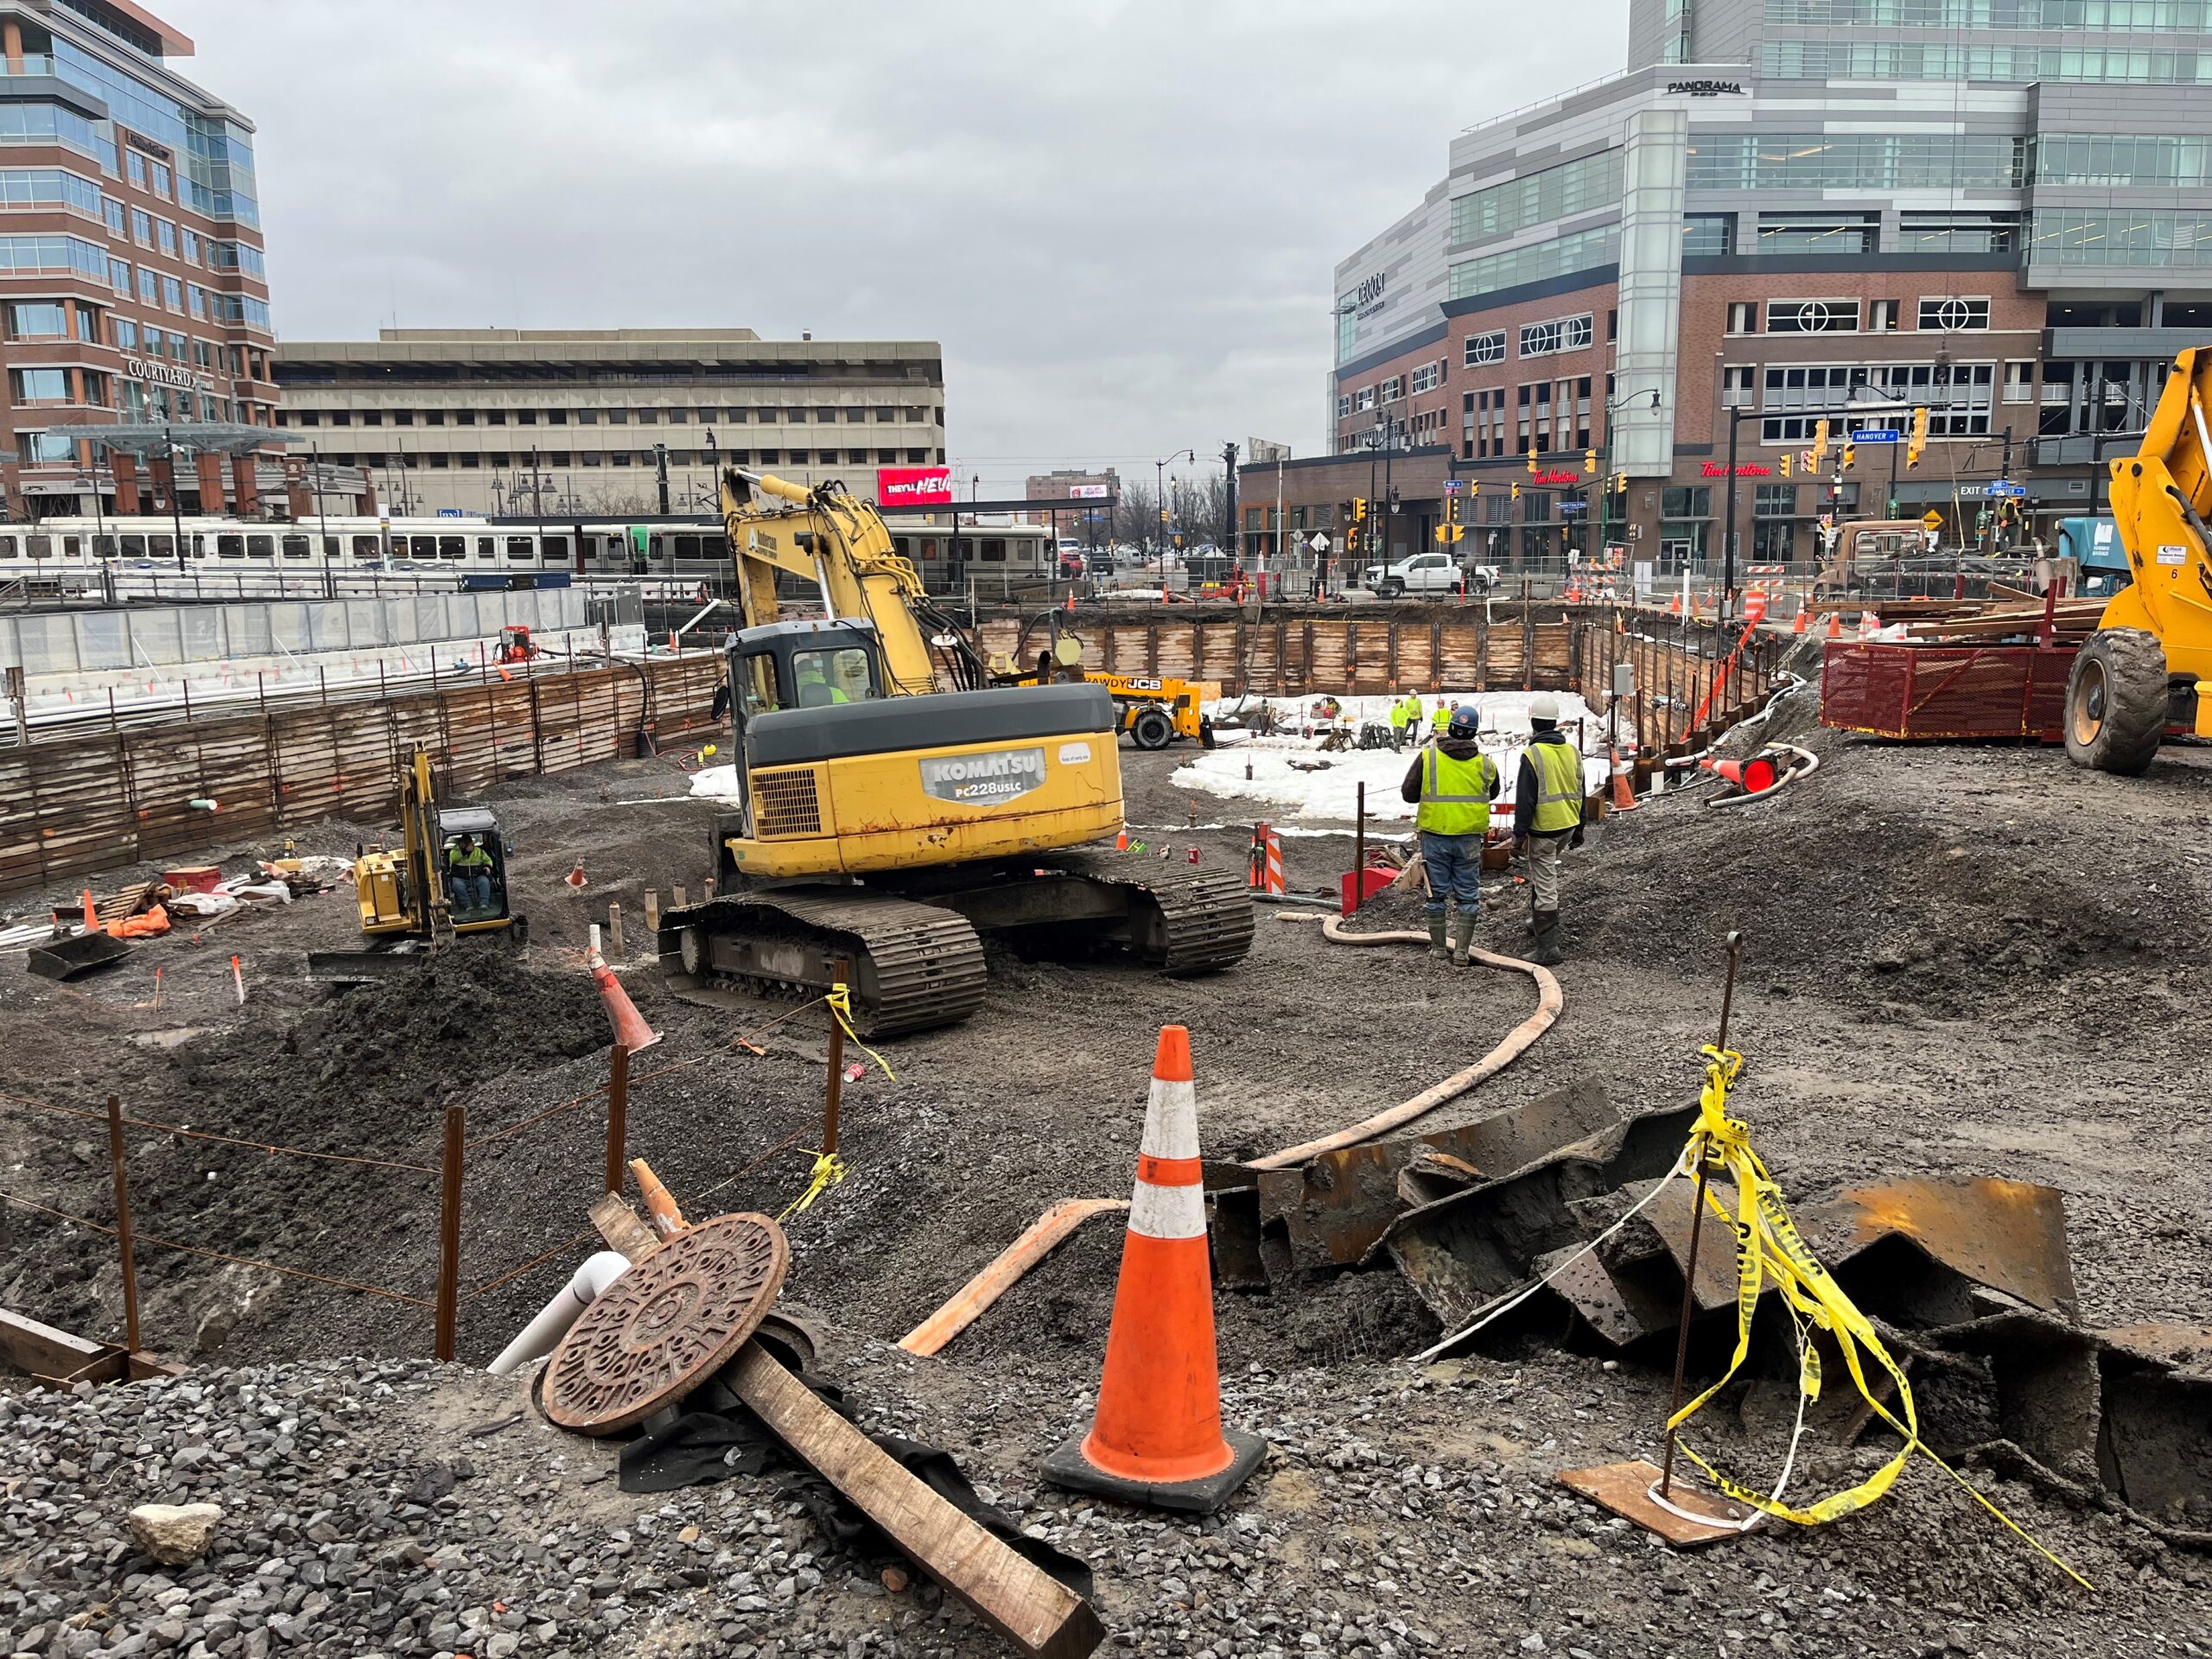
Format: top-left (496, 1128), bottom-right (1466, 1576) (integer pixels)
top-left (0, 0), bottom-right (276, 518)
top-left (1325, 0), bottom-right (2212, 569)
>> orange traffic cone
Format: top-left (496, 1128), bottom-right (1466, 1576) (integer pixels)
top-left (1825, 613), bottom-right (1842, 640)
top-left (588, 925), bottom-right (660, 1053)
top-left (565, 862), bottom-right (588, 890)
top-left (1609, 746), bottom-right (1637, 811)
top-left (1042, 1026), bottom-right (1265, 1512)
top-left (1701, 753), bottom-right (1779, 794)
top-left (1116, 827), bottom-right (1129, 851)
top-left (1792, 603), bottom-right (1808, 634)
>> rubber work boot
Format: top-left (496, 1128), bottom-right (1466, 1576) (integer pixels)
top-left (1427, 915), bottom-right (1449, 960)
top-left (1448, 912), bottom-right (1478, 967)
top-left (1531, 910), bottom-right (1565, 968)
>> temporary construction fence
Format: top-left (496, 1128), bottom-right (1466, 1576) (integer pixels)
top-left (0, 652), bottom-right (723, 899)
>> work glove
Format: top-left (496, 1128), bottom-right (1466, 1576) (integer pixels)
top-left (1512, 836), bottom-right (1529, 859)
top-left (1569, 826), bottom-right (1586, 850)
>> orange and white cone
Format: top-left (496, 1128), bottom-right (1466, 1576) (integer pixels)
top-left (1041, 1026), bottom-right (1266, 1511)
top-left (588, 925), bottom-right (659, 1054)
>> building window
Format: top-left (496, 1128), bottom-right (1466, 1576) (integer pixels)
top-left (1449, 224), bottom-right (1619, 301)
top-left (1722, 365), bottom-right (1756, 410)
top-left (1682, 213), bottom-right (1734, 256)
top-left (1355, 385), bottom-right (1376, 412)
top-left (1762, 38), bottom-right (2212, 84)
top-left (103, 197), bottom-right (124, 235)
top-left (12, 367), bottom-right (73, 404)
top-left (161, 275), bottom-right (182, 311)
top-left (1869, 299), bottom-right (1899, 332)
top-left (1449, 148), bottom-right (1625, 245)
top-left (1380, 376), bottom-right (1403, 403)
top-left (181, 227), bottom-right (199, 264)
top-left (1337, 394), bottom-right (1351, 419)
top-left (5, 302), bottom-right (67, 339)
top-left (1917, 296), bottom-right (1991, 331)
top-left (1411, 361), bottom-right (1444, 394)
top-left (2004, 361), bottom-right (2034, 403)
top-left (1767, 299), bottom-right (1860, 334)
top-left (1754, 482), bottom-right (1797, 517)
top-left (1687, 130), bottom-right (2021, 191)
top-left (1465, 330), bottom-right (1505, 366)
top-left (156, 219), bottom-right (175, 256)
top-left (1756, 216), bottom-right (1878, 256)
top-left (1520, 314), bottom-right (1593, 358)
top-left (136, 265), bottom-right (156, 302)
top-left (1726, 302), bottom-right (1758, 334)
top-left (125, 151), bottom-right (145, 189)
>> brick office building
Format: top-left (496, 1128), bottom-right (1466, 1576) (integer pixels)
top-left (1313, 0), bottom-right (2212, 579)
top-left (0, 0), bottom-right (280, 519)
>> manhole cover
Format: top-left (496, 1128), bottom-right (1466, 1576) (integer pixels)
top-left (541, 1212), bottom-right (789, 1434)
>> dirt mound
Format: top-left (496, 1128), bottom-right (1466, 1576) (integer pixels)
top-left (1573, 728), bottom-right (2209, 1027)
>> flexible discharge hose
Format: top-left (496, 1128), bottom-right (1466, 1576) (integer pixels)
top-left (1251, 916), bottom-right (1561, 1169)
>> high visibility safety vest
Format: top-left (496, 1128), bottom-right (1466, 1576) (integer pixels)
top-left (1529, 737), bottom-right (1583, 835)
top-left (1417, 745), bottom-right (1498, 838)
top-left (1389, 700), bottom-right (1409, 731)
top-left (1430, 704), bottom-right (1451, 731)
top-left (448, 845), bottom-right (492, 872)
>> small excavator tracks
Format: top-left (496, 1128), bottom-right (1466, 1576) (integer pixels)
top-left (1043, 851), bottom-right (1256, 976)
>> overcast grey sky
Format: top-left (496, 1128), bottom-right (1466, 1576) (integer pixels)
top-left (168, 1), bottom-right (1629, 494)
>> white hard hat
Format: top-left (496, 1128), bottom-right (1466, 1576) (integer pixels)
top-left (1529, 692), bottom-right (1561, 723)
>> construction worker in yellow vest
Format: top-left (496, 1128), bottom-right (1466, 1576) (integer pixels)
top-left (1401, 704), bottom-right (1500, 964)
top-left (1512, 692), bottom-right (1586, 967)
top-left (1429, 697), bottom-right (1452, 735)
top-left (1387, 694), bottom-right (1411, 751)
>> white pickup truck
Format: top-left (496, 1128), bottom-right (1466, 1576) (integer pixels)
top-left (1362, 553), bottom-right (1497, 597)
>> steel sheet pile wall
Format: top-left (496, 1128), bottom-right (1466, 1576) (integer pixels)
top-left (0, 656), bottom-right (724, 899)
top-left (972, 604), bottom-right (1578, 696)
top-left (1569, 611), bottom-right (1781, 750)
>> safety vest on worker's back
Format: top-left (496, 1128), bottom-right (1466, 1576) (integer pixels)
top-left (1417, 745), bottom-right (1497, 838)
top-left (1389, 699), bottom-right (1409, 731)
top-left (1529, 736), bottom-right (1583, 835)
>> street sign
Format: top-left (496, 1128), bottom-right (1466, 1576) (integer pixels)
top-left (1982, 480), bottom-right (2028, 498)
top-left (1442, 479), bottom-right (1463, 494)
top-left (1558, 500), bottom-right (1586, 514)
top-left (1851, 429), bottom-right (1901, 442)
top-left (1922, 510), bottom-right (1945, 531)
top-left (436, 507), bottom-right (464, 518)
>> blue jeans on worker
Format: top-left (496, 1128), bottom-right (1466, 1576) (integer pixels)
top-left (448, 873), bottom-right (491, 914)
top-left (1421, 832), bottom-right (1484, 919)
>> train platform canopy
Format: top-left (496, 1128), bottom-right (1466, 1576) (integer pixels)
top-left (68, 423), bottom-right (297, 457)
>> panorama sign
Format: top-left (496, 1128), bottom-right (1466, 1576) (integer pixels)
top-left (919, 746), bottom-right (1047, 805)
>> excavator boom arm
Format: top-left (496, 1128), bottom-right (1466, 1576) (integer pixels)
top-left (719, 467), bottom-right (973, 696)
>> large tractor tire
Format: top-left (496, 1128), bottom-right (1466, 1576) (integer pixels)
top-left (2064, 627), bottom-right (2167, 776)
top-left (1129, 705), bottom-right (1176, 750)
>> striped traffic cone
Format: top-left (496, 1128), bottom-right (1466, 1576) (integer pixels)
top-left (1041, 1026), bottom-right (1266, 1512)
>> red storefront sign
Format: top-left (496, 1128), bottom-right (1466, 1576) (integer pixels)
top-left (1700, 461), bottom-right (1771, 478)
top-left (1533, 468), bottom-right (1580, 486)
top-left (875, 466), bottom-right (953, 506)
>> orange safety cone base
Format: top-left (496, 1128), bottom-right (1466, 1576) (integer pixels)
top-left (1042, 1418), bottom-right (1267, 1515)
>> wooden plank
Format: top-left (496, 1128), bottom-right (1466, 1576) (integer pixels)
top-left (0, 1306), bottom-right (122, 1386)
top-left (588, 1192), bottom-right (659, 1263)
top-left (726, 1343), bottom-right (1106, 1659)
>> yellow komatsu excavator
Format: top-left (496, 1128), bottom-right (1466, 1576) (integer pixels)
top-left (306, 745), bottom-right (525, 981)
top-left (658, 469), bottom-right (1253, 1036)
top-left (2065, 346), bottom-right (2212, 773)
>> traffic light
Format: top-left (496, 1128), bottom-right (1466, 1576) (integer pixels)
top-left (1907, 405), bottom-right (1930, 468)
top-left (1613, 471), bottom-right (1628, 495)
top-left (1526, 448), bottom-right (1538, 474)
top-left (1584, 448), bottom-right (1598, 474)
top-left (1467, 482), bottom-right (1480, 498)
top-left (1352, 496), bottom-right (1369, 523)
top-left (1444, 490), bottom-right (1461, 524)
top-left (1779, 452), bottom-right (1793, 479)
top-left (1841, 442), bottom-right (1857, 472)
top-left (1511, 481), bottom-right (1522, 501)
top-left (1809, 418), bottom-right (1831, 471)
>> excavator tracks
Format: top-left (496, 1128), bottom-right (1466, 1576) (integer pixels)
top-left (658, 889), bottom-right (987, 1039)
top-left (1039, 851), bottom-right (1256, 976)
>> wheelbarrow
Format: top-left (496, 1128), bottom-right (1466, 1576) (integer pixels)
top-left (26, 930), bottom-right (134, 981)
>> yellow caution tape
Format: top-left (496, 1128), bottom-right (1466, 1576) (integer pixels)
top-left (1666, 1045), bottom-right (2094, 1590)
top-left (825, 982), bottom-right (896, 1081)
top-left (777, 1148), bottom-right (848, 1222)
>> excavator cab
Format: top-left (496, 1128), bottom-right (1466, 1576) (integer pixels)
top-left (732, 620), bottom-right (886, 713)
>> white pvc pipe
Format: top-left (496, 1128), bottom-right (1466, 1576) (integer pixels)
top-left (486, 1250), bottom-right (632, 1376)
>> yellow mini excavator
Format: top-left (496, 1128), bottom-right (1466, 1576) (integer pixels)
top-left (2065, 346), bottom-right (2212, 773)
top-left (306, 744), bottom-right (526, 981)
top-left (658, 468), bottom-right (1253, 1036)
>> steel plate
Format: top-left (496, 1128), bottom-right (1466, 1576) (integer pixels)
top-left (541, 1212), bottom-right (790, 1434)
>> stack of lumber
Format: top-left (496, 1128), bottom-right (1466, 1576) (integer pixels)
top-left (1898, 598), bottom-right (2107, 644)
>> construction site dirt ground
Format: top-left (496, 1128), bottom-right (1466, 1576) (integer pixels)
top-left (3, 708), bottom-right (2211, 1656)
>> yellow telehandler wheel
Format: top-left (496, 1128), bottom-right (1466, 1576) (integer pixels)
top-left (2064, 627), bottom-right (2167, 776)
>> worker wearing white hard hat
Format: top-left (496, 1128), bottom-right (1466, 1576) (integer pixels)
top-left (1513, 691), bottom-right (1586, 966)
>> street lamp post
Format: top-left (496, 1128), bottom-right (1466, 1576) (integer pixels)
top-left (162, 423), bottom-right (185, 574)
top-left (1154, 448), bottom-right (1194, 585)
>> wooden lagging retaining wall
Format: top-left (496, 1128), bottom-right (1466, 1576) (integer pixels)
top-left (0, 656), bottom-right (723, 900)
